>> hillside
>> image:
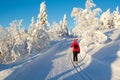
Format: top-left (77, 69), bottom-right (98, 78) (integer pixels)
top-left (0, 29), bottom-right (120, 80)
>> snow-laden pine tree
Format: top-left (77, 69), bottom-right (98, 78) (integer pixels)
top-left (100, 9), bottom-right (113, 30)
top-left (48, 14), bottom-right (68, 40)
top-left (27, 2), bottom-right (50, 53)
top-left (112, 6), bottom-right (120, 28)
top-left (59, 20), bottom-right (63, 35)
top-left (36, 1), bottom-right (50, 31)
top-left (48, 21), bottom-right (62, 40)
top-left (62, 14), bottom-right (69, 37)
top-left (7, 20), bottom-right (28, 59)
top-left (27, 17), bottom-right (37, 54)
top-left (0, 20), bottom-right (25, 64)
top-left (0, 26), bottom-right (9, 63)
top-left (28, 17), bottom-right (36, 35)
top-left (71, 0), bottom-right (107, 48)
top-left (0, 25), bottom-right (8, 40)
top-left (71, 0), bottom-right (102, 37)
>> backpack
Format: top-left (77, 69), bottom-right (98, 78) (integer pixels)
top-left (74, 44), bottom-right (79, 49)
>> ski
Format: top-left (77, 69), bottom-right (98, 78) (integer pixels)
top-left (71, 60), bottom-right (86, 80)
top-left (71, 59), bottom-right (93, 80)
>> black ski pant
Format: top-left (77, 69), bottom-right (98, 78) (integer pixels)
top-left (73, 52), bottom-right (78, 62)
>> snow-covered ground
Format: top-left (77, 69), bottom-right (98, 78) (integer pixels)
top-left (0, 29), bottom-right (120, 80)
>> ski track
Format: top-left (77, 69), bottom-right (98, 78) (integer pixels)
top-left (3, 39), bottom-right (93, 80)
top-left (1, 34), bottom-right (120, 80)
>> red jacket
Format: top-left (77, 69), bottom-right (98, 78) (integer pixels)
top-left (70, 40), bottom-right (80, 53)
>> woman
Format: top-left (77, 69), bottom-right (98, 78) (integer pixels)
top-left (70, 39), bottom-right (80, 64)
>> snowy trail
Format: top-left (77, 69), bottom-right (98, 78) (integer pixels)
top-left (2, 39), bottom-right (93, 80)
top-left (4, 39), bottom-right (80, 80)
top-left (1, 31), bottom-right (120, 80)
top-left (78, 39), bottom-right (120, 80)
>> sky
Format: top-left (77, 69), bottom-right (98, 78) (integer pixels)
top-left (0, 0), bottom-right (120, 30)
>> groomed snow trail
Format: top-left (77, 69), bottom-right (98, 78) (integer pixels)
top-left (4, 39), bottom-right (85, 80)
top-left (1, 31), bottom-right (120, 80)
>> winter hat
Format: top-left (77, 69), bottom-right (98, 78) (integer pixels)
top-left (74, 38), bottom-right (78, 41)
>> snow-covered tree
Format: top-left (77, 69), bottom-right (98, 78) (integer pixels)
top-left (48, 21), bottom-right (62, 40)
top-left (0, 18), bottom-right (50, 64)
top-left (48, 14), bottom-right (69, 40)
top-left (36, 1), bottom-right (50, 31)
top-left (7, 20), bottom-right (28, 57)
top-left (71, 0), bottom-right (107, 49)
top-left (71, 0), bottom-right (102, 37)
top-left (0, 20), bottom-right (31, 64)
top-left (62, 14), bottom-right (69, 37)
top-left (27, 2), bottom-right (50, 54)
top-left (59, 20), bottom-right (63, 34)
top-left (0, 25), bottom-right (18, 64)
top-left (100, 9), bottom-right (113, 30)
top-left (50, 21), bottom-right (60, 33)
top-left (112, 6), bottom-right (120, 28)
top-left (28, 17), bottom-right (36, 35)
top-left (0, 25), bottom-right (8, 40)
top-left (86, 0), bottom-right (95, 10)
top-left (33, 29), bottom-right (50, 50)
top-left (28, 26), bottom-right (50, 54)
top-left (80, 30), bottom-right (107, 48)
top-left (0, 1), bottom-right (51, 64)
top-left (28, 26), bottom-right (50, 52)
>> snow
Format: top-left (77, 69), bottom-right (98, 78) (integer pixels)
top-left (0, 28), bottom-right (120, 80)
top-left (0, 0), bottom-right (120, 80)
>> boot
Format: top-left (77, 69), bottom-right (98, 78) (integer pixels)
top-left (75, 61), bottom-right (78, 65)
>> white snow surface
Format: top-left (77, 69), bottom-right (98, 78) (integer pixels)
top-left (0, 29), bottom-right (120, 80)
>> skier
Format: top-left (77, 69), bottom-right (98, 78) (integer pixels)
top-left (70, 38), bottom-right (80, 65)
